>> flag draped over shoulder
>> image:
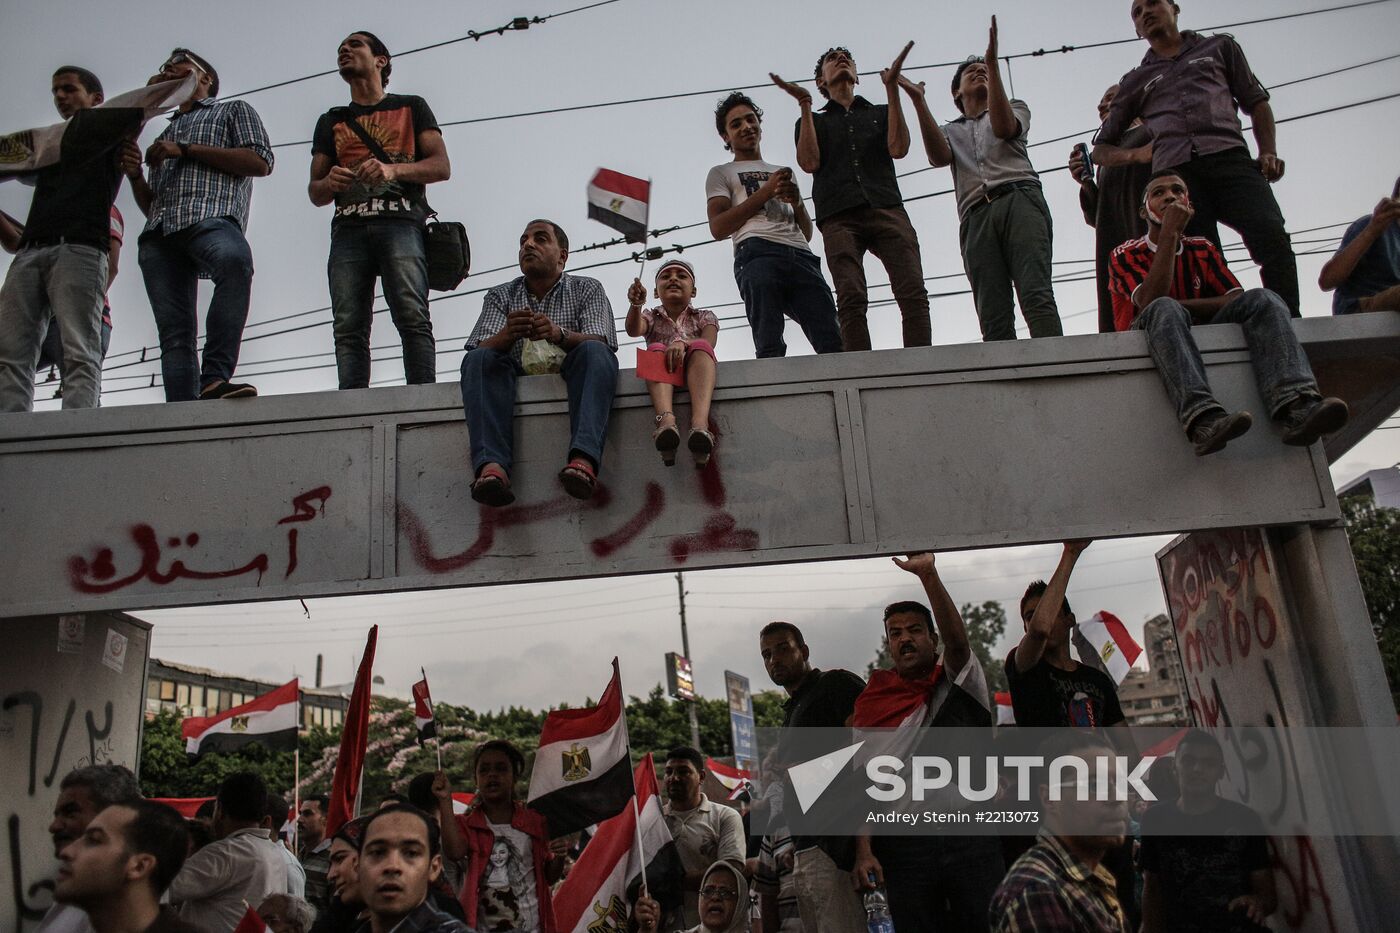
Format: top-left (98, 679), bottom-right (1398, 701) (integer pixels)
top-left (1077, 610), bottom-right (1142, 684)
top-left (0, 74), bottom-right (197, 177)
top-left (325, 625), bottom-right (378, 839)
top-left (182, 680), bottom-right (298, 757)
top-left (527, 658), bottom-right (633, 838)
top-left (552, 754), bottom-right (683, 933)
top-left (412, 674), bottom-right (436, 745)
top-left (586, 168), bottom-right (650, 243)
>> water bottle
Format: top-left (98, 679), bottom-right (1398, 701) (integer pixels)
top-left (1073, 142), bottom-right (1094, 185)
top-left (863, 872), bottom-right (895, 933)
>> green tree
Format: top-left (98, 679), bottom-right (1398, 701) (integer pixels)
top-left (1343, 498), bottom-right (1400, 710)
top-left (866, 601), bottom-right (1009, 693)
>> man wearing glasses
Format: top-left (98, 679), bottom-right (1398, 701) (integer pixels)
top-left (125, 48), bottom-right (273, 401)
top-left (770, 43), bottom-right (931, 353)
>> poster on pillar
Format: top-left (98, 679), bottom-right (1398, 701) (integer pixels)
top-left (0, 613), bottom-right (151, 933)
top-left (725, 670), bottom-right (756, 768)
top-left (1156, 529), bottom-right (1361, 933)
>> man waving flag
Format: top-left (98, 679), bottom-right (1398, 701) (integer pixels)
top-left (527, 658), bottom-right (633, 837)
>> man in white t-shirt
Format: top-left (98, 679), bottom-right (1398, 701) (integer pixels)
top-left (705, 91), bottom-right (842, 359)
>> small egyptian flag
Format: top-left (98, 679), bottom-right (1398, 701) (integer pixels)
top-left (1076, 610), bottom-right (1143, 684)
top-left (232, 904), bottom-right (269, 933)
top-left (412, 672), bottom-right (436, 745)
top-left (182, 680), bottom-right (298, 757)
top-left (586, 168), bottom-right (650, 243)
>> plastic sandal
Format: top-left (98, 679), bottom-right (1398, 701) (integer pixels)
top-left (559, 457), bottom-right (598, 501)
top-left (470, 464), bottom-right (515, 507)
top-left (688, 428), bottom-right (715, 468)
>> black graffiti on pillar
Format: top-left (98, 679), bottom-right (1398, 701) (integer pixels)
top-left (7, 814), bottom-right (49, 925)
top-left (2, 693), bottom-right (43, 796)
top-left (86, 702), bottom-right (113, 771)
top-left (1263, 658), bottom-right (1307, 822)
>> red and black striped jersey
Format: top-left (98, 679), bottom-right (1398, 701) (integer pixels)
top-left (1108, 234), bottom-right (1242, 332)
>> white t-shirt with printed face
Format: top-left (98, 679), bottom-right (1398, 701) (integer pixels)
top-left (704, 160), bottom-right (812, 252)
top-left (477, 820), bottom-right (539, 933)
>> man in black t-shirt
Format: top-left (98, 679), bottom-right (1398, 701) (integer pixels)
top-left (757, 620), bottom-right (866, 933)
top-left (1140, 730), bottom-right (1276, 933)
top-left (0, 66), bottom-right (131, 413)
top-left (1005, 541), bottom-right (1126, 731)
top-left (309, 31), bottom-right (451, 390)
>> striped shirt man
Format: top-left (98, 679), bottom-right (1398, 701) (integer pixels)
top-left (1107, 234), bottom-right (1242, 332)
top-left (145, 97), bottom-right (273, 234)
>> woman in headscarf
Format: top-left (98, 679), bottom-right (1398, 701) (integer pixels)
top-left (635, 860), bottom-right (751, 933)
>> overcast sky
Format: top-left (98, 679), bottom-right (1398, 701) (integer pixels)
top-left (4, 0), bottom-right (1398, 711)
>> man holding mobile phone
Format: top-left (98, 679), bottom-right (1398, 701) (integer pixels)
top-left (1318, 177), bottom-right (1400, 314)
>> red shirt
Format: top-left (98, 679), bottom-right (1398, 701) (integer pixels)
top-left (1107, 233), bottom-right (1241, 332)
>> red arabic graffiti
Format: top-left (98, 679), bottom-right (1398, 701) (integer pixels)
top-left (1269, 834), bottom-right (1339, 932)
top-left (401, 424), bottom-right (760, 573)
top-left (67, 486), bottom-right (332, 594)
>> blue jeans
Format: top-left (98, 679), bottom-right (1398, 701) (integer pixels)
top-left (0, 243), bottom-right (107, 411)
top-left (1134, 287), bottom-right (1318, 430)
top-left (459, 340), bottom-right (619, 475)
top-left (328, 222), bottom-right (435, 389)
top-left (734, 237), bottom-right (843, 357)
top-left (138, 217), bottom-right (254, 401)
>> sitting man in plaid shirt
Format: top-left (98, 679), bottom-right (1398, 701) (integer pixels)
top-left (989, 731), bottom-right (1128, 933)
top-left (460, 219), bottom-right (618, 505)
top-left (1108, 170), bottom-right (1347, 457)
top-left (125, 48), bottom-right (273, 402)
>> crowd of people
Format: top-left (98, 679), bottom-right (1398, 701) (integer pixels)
top-left (33, 543), bottom-right (1279, 933)
top-left (3, 4), bottom-right (1396, 474)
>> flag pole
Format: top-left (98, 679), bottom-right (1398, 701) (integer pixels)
top-left (636, 178), bottom-right (652, 285)
top-left (293, 686), bottom-right (301, 855)
top-left (424, 666), bottom-right (442, 772)
top-left (617, 659), bottom-right (649, 896)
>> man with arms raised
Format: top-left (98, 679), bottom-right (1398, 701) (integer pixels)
top-left (355, 804), bottom-right (468, 933)
top-left (706, 91), bottom-right (841, 358)
top-left (52, 799), bottom-right (196, 933)
top-left (770, 44), bottom-right (931, 352)
top-left (460, 220), bottom-right (618, 504)
top-left (850, 554), bottom-right (1004, 933)
top-left (1108, 172), bottom-right (1347, 456)
top-left (309, 31), bottom-right (450, 390)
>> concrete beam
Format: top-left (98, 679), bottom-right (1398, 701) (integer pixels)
top-left (1, 317), bottom-right (1395, 618)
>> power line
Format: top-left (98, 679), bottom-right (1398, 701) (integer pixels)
top-left (262, 0), bottom-right (1400, 147)
top-left (223, 0), bottom-right (627, 100)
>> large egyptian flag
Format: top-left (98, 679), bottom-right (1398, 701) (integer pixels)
top-left (412, 672), bottom-right (436, 745)
top-left (552, 754), bottom-right (683, 933)
top-left (586, 168), bottom-right (650, 243)
top-left (182, 679), bottom-right (298, 756)
top-left (1, 74), bottom-right (197, 178)
top-left (527, 658), bottom-right (633, 837)
top-left (705, 758), bottom-right (752, 801)
top-left (325, 625), bottom-right (378, 840)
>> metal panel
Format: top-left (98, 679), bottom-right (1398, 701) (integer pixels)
top-left (2, 317), bottom-right (1396, 617)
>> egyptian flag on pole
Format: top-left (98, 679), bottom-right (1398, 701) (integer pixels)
top-left (412, 673), bottom-right (436, 745)
top-left (1077, 610), bottom-right (1142, 684)
top-left (552, 754), bottom-right (683, 933)
top-left (705, 758), bottom-right (752, 801)
top-left (527, 658), bottom-right (633, 837)
top-left (586, 168), bottom-right (650, 243)
top-left (994, 691), bottom-right (1016, 726)
top-left (182, 680), bottom-right (298, 757)
top-left (325, 625), bottom-right (378, 840)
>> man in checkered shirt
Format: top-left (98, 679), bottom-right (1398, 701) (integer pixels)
top-left (125, 48), bottom-right (273, 402)
top-left (460, 219), bottom-right (618, 505)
